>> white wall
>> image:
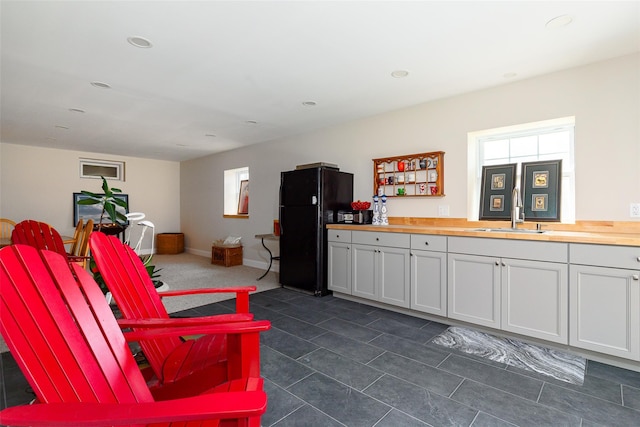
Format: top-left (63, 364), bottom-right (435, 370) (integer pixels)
top-left (0, 144), bottom-right (181, 247)
top-left (180, 54), bottom-right (640, 265)
top-left (2, 54), bottom-right (637, 267)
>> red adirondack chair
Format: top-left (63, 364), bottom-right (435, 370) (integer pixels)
top-left (11, 219), bottom-right (90, 266)
top-left (0, 244), bottom-right (269, 427)
top-left (89, 231), bottom-right (262, 397)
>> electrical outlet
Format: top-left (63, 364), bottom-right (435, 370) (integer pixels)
top-left (631, 203), bottom-right (640, 218)
top-left (438, 205), bottom-right (450, 217)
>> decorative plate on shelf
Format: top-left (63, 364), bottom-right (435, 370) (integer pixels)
top-left (428, 170), bottom-right (438, 182)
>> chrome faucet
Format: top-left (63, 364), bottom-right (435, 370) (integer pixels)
top-left (511, 187), bottom-right (524, 228)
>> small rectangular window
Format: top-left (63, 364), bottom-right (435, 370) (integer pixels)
top-left (80, 158), bottom-right (125, 181)
top-left (223, 167), bottom-right (250, 217)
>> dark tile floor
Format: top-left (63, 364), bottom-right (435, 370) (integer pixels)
top-left (3, 287), bottom-right (640, 426)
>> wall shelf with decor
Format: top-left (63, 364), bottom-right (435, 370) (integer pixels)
top-left (373, 151), bottom-right (445, 197)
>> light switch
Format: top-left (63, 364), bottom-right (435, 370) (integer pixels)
top-left (438, 205), bottom-right (450, 217)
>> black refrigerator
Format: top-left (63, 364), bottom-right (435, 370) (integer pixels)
top-left (279, 166), bottom-right (353, 296)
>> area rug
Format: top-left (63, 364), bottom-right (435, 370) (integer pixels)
top-left (432, 326), bottom-right (586, 385)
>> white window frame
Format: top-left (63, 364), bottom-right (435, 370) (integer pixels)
top-left (79, 158), bottom-right (125, 181)
top-left (467, 117), bottom-right (575, 223)
top-left (223, 166), bottom-right (250, 217)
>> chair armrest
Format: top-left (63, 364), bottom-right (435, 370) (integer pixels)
top-left (122, 320), bottom-right (271, 342)
top-left (158, 286), bottom-right (256, 297)
top-left (0, 390), bottom-right (267, 426)
top-left (158, 286), bottom-right (257, 312)
top-left (117, 313), bottom-right (254, 328)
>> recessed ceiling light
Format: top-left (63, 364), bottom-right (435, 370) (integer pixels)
top-left (45, 137), bottom-right (57, 141)
top-left (127, 36), bottom-right (153, 48)
top-left (245, 120), bottom-right (258, 125)
top-left (176, 143), bottom-right (188, 147)
top-left (503, 72), bottom-right (517, 79)
top-left (90, 81), bottom-right (111, 89)
top-left (546, 14), bottom-right (573, 29)
top-left (391, 70), bottom-right (409, 78)
top-left (69, 108), bottom-right (85, 113)
top-left (205, 133), bottom-right (217, 137)
top-left (54, 125), bottom-right (69, 130)
top-left (302, 101), bottom-right (317, 107)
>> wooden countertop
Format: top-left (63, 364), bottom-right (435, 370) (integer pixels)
top-left (327, 219), bottom-right (640, 247)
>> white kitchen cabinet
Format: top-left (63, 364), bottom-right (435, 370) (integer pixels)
top-left (448, 237), bottom-right (568, 343)
top-left (569, 244), bottom-right (640, 360)
top-left (352, 231), bottom-right (410, 308)
top-left (448, 252), bottom-right (501, 328)
top-left (327, 230), bottom-right (352, 294)
top-left (501, 258), bottom-right (568, 344)
top-left (410, 234), bottom-right (447, 316)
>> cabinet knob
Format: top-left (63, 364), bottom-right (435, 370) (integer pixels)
top-left (633, 274), bottom-right (639, 281)
top-left (376, 237), bottom-right (379, 241)
top-left (425, 241), bottom-right (429, 246)
top-left (501, 262), bottom-right (506, 267)
top-left (637, 256), bottom-right (640, 262)
top-left (336, 234), bottom-right (339, 238)
top-left (495, 261), bottom-right (500, 266)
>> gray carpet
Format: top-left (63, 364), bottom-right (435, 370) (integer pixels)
top-left (432, 326), bottom-right (587, 385)
top-left (0, 253), bottom-right (280, 352)
top-left (151, 252), bottom-right (280, 313)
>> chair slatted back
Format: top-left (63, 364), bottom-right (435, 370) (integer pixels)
top-left (0, 245), bottom-right (152, 405)
top-left (0, 218), bottom-right (16, 239)
top-left (76, 219), bottom-right (94, 258)
top-left (70, 219), bottom-right (94, 268)
top-left (69, 218), bottom-right (84, 255)
top-left (90, 231), bottom-right (181, 377)
top-left (11, 220), bottom-right (67, 257)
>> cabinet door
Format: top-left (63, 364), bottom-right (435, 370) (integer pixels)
top-left (411, 250), bottom-right (447, 316)
top-left (501, 258), bottom-right (568, 344)
top-left (570, 265), bottom-right (640, 360)
top-left (448, 253), bottom-right (500, 328)
top-left (328, 242), bottom-right (351, 294)
top-left (379, 246), bottom-right (411, 308)
top-left (352, 244), bottom-right (377, 300)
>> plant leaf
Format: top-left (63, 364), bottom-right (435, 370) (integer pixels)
top-left (104, 204), bottom-right (117, 223)
top-left (112, 198), bottom-right (128, 208)
top-left (101, 177), bottom-right (109, 193)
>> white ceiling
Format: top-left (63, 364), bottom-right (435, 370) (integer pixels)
top-left (1, 1), bottom-right (638, 162)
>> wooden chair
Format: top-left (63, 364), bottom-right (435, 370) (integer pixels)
top-left (89, 231), bottom-right (262, 397)
top-left (11, 219), bottom-right (90, 267)
top-left (69, 218), bottom-right (84, 255)
top-left (0, 244), bottom-right (269, 427)
top-left (0, 217), bottom-right (16, 239)
top-left (69, 219), bottom-right (94, 268)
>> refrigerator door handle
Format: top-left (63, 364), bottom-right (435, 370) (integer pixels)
top-left (312, 195), bottom-right (318, 205)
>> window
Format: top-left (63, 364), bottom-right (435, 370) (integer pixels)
top-left (79, 158), bottom-right (125, 181)
top-left (223, 167), bottom-right (249, 217)
top-left (468, 117), bottom-right (575, 223)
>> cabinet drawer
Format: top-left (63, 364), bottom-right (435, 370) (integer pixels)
top-left (411, 234), bottom-right (447, 252)
top-left (448, 236), bottom-right (568, 263)
top-left (352, 231), bottom-right (410, 248)
top-left (570, 244), bottom-right (640, 270)
top-left (328, 230), bottom-right (352, 243)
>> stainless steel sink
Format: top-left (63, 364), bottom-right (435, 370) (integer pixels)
top-left (473, 228), bottom-right (546, 234)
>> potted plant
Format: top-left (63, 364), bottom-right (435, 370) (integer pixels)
top-left (77, 176), bottom-right (128, 231)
